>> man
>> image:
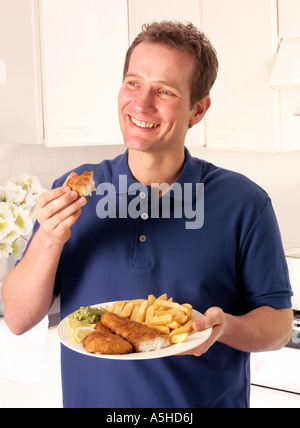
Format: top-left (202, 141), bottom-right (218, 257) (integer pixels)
top-left (2, 22), bottom-right (293, 408)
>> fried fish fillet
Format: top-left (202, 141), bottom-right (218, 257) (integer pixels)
top-left (101, 312), bottom-right (170, 352)
top-left (94, 322), bottom-right (113, 334)
top-left (83, 322), bottom-right (132, 355)
top-left (66, 171), bottom-right (96, 197)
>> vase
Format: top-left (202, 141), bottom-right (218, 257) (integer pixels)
top-left (0, 256), bottom-right (15, 316)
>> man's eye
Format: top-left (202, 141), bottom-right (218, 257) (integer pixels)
top-left (159, 89), bottom-right (174, 96)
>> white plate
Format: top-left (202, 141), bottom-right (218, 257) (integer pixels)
top-left (58, 301), bottom-right (212, 360)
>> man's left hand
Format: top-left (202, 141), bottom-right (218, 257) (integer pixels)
top-left (178, 307), bottom-right (226, 356)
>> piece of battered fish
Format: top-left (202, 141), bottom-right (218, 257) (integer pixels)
top-left (66, 171), bottom-right (96, 197)
top-left (83, 322), bottom-right (132, 355)
top-left (101, 312), bottom-right (170, 352)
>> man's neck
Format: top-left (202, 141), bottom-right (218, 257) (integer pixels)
top-left (127, 147), bottom-right (185, 186)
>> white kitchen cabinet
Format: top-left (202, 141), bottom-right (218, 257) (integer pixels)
top-left (201, 0), bottom-right (281, 152)
top-left (0, 0), bottom-right (128, 147)
top-left (278, 0), bottom-right (300, 38)
top-left (271, 0), bottom-right (300, 152)
top-left (40, 0), bottom-right (128, 147)
top-left (0, 0), bottom-right (43, 144)
top-left (1, 0), bottom-right (298, 151)
top-left (128, 0), bottom-right (206, 148)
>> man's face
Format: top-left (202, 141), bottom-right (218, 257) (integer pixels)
top-left (118, 42), bottom-right (197, 154)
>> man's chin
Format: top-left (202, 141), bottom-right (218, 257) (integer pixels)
top-left (123, 138), bottom-right (156, 153)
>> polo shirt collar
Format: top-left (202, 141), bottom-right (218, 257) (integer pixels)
top-left (176, 148), bottom-right (203, 188)
top-left (111, 148), bottom-right (203, 197)
top-left (112, 150), bottom-right (144, 195)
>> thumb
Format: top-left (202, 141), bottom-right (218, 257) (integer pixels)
top-left (193, 307), bottom-right (224, 332)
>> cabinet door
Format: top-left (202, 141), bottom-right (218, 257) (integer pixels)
top-left (202, 0), bottom-right (280, 151)
top-left (278, 0), bottom-right (300, 37)
top-left (0, 0), bottom-right (42, 144)
top-left (128, 0), bottom-right (205, 148)
top-left (40, 0), bottom-right (128, 146)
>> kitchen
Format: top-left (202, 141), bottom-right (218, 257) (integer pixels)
top-left (0, 0), bottom-right (300, 408)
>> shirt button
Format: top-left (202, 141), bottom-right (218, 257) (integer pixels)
top-left (140, 191), bottom-right (147, 199)
top-left (141, 213), bottom-right (148, 220)
top-left (139, 234), bottom-right (147, 243)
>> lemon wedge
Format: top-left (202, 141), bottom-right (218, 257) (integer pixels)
top-left (74, 326), bottom-right (95, 343)
top-left (65, 317), bottom-right (86, 334)
top-left (65, 317), bottom-right (95, 342)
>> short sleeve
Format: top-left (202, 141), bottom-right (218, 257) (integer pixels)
top-left (237, 199), bottom-right (293, 311)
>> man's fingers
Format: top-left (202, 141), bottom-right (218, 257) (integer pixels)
top-left (193, 307), bottom-right (224, 332)
top-left (55, 208), bottom-right (82, 233)
top-left (34, 172), bottom-right (85, 246)
top-left (36, 187), bottom-right (66, 209)
top-left (37, 172), bottom-right (78, 209)
top-left (42, 197), bottom-right (86, 232)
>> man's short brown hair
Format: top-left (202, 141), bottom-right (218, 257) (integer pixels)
top-left (123, 21), bottom-right (219, 108)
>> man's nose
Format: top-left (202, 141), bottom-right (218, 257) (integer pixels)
top-left (134, 89), bottom-right (156, 114)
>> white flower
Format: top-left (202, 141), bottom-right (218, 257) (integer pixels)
top-left (0, 241), bottom-right (13, 258)
top-left (5, 174), bottom-right (43, 207)
top-left (0, 186), bottom-right (6, 202)
top-left (0, 202), bottom-right (16, 241)
top-left (3, 182), bottom-right (27, 205)
top-left (25, 183), bottom-right (43, 208)
top-left (7, 174), bottom-right (40, 192)
top-left (11, 236), bottom-right (27, 261)
top-left (11, 205), bottom-right (33, 237)
top-left (0, 174), bottom-right (46, 260)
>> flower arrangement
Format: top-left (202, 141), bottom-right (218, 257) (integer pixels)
top-left (0, 174), bottom-right (45, 261)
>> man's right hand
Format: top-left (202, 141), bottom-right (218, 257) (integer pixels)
top-left (35, 173), bottom-right (87, 246)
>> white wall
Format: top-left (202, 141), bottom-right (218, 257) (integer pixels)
top-left (0, 142), bottom-right (125, 189)
top-left (190, 146), bottom-right (300, 250)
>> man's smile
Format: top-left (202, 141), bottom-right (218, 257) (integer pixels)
top-left (130, 115), bottom-right (160, 129)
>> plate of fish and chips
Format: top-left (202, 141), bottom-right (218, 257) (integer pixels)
top-left (58, 295), bottom-right (212, 360)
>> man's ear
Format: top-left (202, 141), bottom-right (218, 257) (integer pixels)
top-left (190, 95), bottom-right (211, 126)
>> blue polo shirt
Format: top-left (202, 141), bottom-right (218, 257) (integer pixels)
top-left (51, 148), bottom-right (292, 408)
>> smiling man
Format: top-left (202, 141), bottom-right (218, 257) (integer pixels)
top-left (118, 30), bottom-right (211, 187)
top-left (119, 43), bottom-right (205, 154)
top-left (2, 22), bottom-right (293, 408)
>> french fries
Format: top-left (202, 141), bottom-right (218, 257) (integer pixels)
top-left (105, 294), bottom-right (194, 344)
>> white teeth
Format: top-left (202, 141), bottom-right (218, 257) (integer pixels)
top-left (131, 116), bottom-right (159, 128)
